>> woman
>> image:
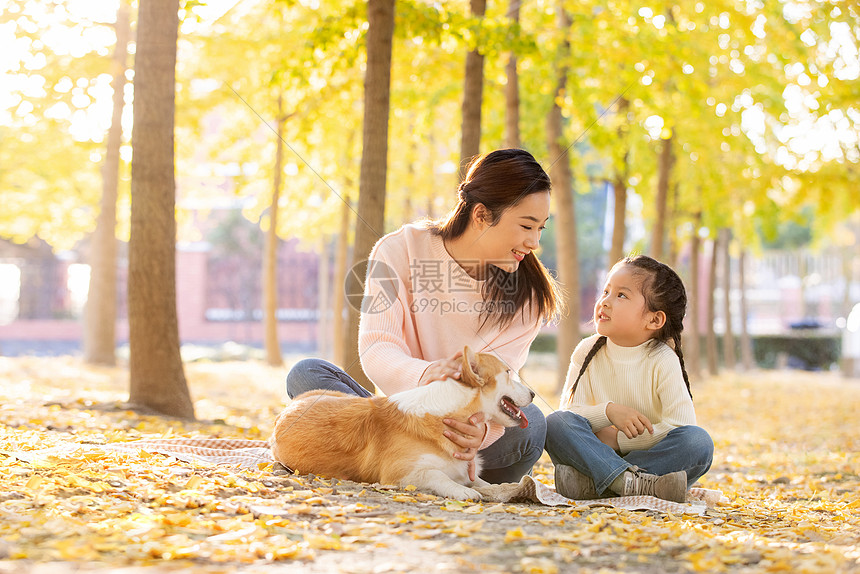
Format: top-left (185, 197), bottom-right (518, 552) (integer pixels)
top-left (287, 148), bottom-right (562, 483)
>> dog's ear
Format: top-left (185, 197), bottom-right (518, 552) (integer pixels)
top-left (460, 346), bottom-right (484, 388)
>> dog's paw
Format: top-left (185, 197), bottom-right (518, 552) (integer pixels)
top-left (444, 485), bottom-right (482, 501)
top-left (470, 477), bottom-right (491, 488)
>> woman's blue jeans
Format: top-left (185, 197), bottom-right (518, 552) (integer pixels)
top-left (285, 358), bottom-right (546, 484)
top-left (545, 410), bottom-right (713, 495)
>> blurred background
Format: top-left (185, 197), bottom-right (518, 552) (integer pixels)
top-left (1, 0), bottom-right (858, 386)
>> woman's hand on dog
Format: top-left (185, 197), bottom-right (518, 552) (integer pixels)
top-left (419, 351), bottom-right (464, 386)
top-left (443, 412), bottom-right (488, 481)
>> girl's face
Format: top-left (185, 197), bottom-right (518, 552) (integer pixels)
top-left (475, 191), bottom-right (550, 274)
top-left (594, 264), bottom-right (663, 347)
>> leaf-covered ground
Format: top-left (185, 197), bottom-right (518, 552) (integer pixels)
top-left (1, 354), bottom-right (858, 573)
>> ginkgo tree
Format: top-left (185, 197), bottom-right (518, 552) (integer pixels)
top-left (83, 0), bottom-right (132, 367)
top-left (520, 0), bottom-right (860, 374)
top-left (1, 0), bottom-right (858, 389)
top-left (177, 0), bottom-right (368, 366)
top-left (127, 0), bottom-right (194, 419)
top-left (0, 0), bottom-right (119, 249)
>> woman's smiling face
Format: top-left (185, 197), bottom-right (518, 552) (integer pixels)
top-left (479, 191), bottom-right (550, 274)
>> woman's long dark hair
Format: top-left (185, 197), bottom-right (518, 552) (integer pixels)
top-left (428, 149), bottom-right (562, 329)
top-left (566, 255), bottom-right (693, 403)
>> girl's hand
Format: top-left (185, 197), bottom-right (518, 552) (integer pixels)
top-left (606, 402), bottom-right (653, 439)
top-left (595, 426), bottom-right (620, 450)
top-left (443, 412), bottom-right (487, 481)
top-left (419, 351), bottom-right (463, 386)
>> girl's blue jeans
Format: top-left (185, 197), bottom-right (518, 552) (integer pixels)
top-left (545, 410), bottom-right (714, 495)
top-left (285, 358), bottom-right (546, 484)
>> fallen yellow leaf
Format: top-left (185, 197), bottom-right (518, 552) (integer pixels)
top-left (25, 475), bottom-right (44, 490)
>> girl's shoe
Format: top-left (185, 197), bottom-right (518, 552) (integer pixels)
top-left (553, 464), bottom-right (601, 500)
top-left (618, 467), bottom-right (687, 502)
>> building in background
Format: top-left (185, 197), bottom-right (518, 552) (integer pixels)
top-left (0, 201), bottom-right (857, 367)
top-left (0, 225), bottom-right (322, 357)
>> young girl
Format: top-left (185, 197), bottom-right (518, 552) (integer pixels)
top-left (287, 149), bottom-right (562, 484)
top-left (545, 255), bottom-right (713, 502)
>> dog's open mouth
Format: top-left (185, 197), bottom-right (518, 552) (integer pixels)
top-left (500, 396), bottom-right (529, 428)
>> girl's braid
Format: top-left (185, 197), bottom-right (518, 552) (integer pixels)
top-left (672, 332), bottom-right (693, 399)
top-left (565, 335), bottom-right (607, 404)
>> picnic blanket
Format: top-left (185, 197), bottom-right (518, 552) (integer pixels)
top-left (4, 437), bottom-right (723, 515)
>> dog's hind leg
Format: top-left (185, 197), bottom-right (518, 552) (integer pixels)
top-left (400, 468), bottom-right (482, 501)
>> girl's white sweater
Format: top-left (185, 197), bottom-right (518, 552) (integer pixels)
top-left (559, 334), bottom-right (696, 454)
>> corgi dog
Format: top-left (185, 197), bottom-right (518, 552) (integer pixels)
top-left (269, 347), bottom-right (534, 500)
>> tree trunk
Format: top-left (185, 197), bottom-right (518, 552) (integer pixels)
top-left (840, 241), bottom-right (856, 376)
top-left (403, 124), bottom-right (416, 221)
top-left (459, 0), bottom-right (486, 178)
top-left (548, 6), bottom-right (579, 392)
top-left (738, 248), bottom-right (754, 370)
top-left (685, 218), bottom-right (702, 379)
top-left (799, 253), bottom-right (811, 318)
top-left (262, 96), bottom-right (286, 367)
top-left (504, 0), bottom-right (520, 149)
top-left (842, 244), bottom-right (854, 320)
top-left (651, 132), bottom-right (673, 260)
top-left (609, 182), bottom-right (627, 267)
top-left (608, 98), bottom-right (629, 267)
top-left (344, 0), bottom-right (395, 392)
top-left (127, 0), bottom-right (194, 419)
top-left (426, 130), bottom-right (438, 220)
top-left (317, 237), bottom-right (331, 360)
top-left (668, 182), bottom-right (681, 267)
top-left (720, 228), bottom-right (736, 371)
top-left (83, 0), bottom-right (131, 366)
top-left (332, 195), bottom-right (351, 367)
top-left (705, 237), bottom-right (719, 376)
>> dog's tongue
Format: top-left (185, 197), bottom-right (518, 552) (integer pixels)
top-left (502, 397), bottom-right (529, 428)
top-left (518, 409), bottom-right (529, 429)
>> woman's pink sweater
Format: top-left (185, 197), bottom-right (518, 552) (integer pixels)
top-left (358, 223), bottom-right (543, 446)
